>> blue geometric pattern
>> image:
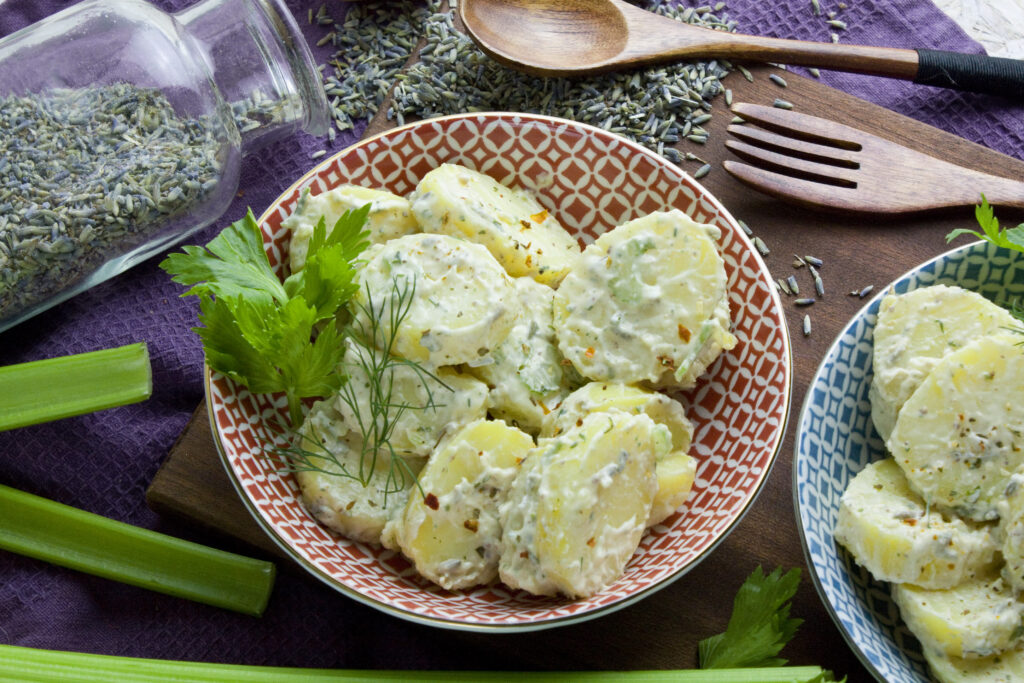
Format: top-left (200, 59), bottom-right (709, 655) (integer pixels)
top-left (794, 241), bottom-right (1024, 683)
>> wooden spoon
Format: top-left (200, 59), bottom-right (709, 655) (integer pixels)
top-left (459, 0), bottom-right (1024, 98)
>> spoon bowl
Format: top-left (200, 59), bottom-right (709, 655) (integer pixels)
top-left (460, 0), bottom-right (631, 75)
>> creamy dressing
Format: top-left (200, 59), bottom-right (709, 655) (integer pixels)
top-left (285, 184), bottom-right (419, 273)
top-left (869, 284), bottom-right (1017, 442)
top-left (285, 166), bottom-right (733, 600)
top-left (888, 332), bottom-right (1024, 522)
top-left (467, 275), bottom-right (581, 434)
top-left (553, 210), bottom-right (735, 388)
top-left (352, 233), bottom-right (518, 367)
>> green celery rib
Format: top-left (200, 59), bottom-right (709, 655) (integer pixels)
top-left (0, 485), bottom-right (275, 616)
top-left (0, 647), bottom-right (831, 683)
top-left (0, 342), bottom-right (152, 431)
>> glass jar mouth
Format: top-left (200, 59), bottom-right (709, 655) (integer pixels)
top-left (257, 0), bottom-right (330, 138)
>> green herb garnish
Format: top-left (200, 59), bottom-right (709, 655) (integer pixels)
top-left (946, 194), bottom-right (1024, 252)
top-left (276, 276), bottom-right (451, 496)
top-left (160, 207), bottom-right (370, 426)
top-left (699, 566), bottom-right (804, 670)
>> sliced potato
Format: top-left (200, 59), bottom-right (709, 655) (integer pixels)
top-left (889, 332), bottom-right (1024, 521)
top-left (285, 185), bottom-right (419, 272)
top-left (393, 419), bottom-right (533, 590)
top-left (350, 233), bottom-right (518, 367)
top-left (999, 474), bottom-right (1024, 595)
top-left (647, 451), bottom-right (698, 527)
top-left (925, 642), bottom-right (1024, 683)
top-left (294, 398), bottom-right (424, 545)
top-left (540, 381), bottom-right (693, 450)
top-left (467, 276), bottom-right (581, 434)
top-left (870, 284), bottom-right (1017, 442)
top-left (540, 381), bottom-right (696, 526)
top-left (553, 210), bottom-right (735, 389)
top-left (499, 410), bottom-right (660, 598)
top-left (409, 163), bottom-right (581, 286)
top-left (833, 459), bottom-right (998, 589)
top-left (334, 339), bottom-right (489, 458)
top-left (893, 570), bottom-right (1024, 660)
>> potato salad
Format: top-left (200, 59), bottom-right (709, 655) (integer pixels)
top-left (283, 164), bottom-right (734, 598)
top-left (834, 284), bottom-right (1024, 681)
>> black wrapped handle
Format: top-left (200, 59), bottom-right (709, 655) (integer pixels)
top-left (915, 49), bottom-right (1024, 99)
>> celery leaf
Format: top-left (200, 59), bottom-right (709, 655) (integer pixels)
top-left (946, 194), bottom-right (1024, 251)
top-left (160, 205), bottom-right (369, 426)
top-left (699, 566), bottom-right (803, 669)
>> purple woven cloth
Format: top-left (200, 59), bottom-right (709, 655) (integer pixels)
top-left (1, 0), bottom-right (1022, 670)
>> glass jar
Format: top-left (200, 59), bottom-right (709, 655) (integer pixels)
top-left (0, 0), bottom-right (329, 333)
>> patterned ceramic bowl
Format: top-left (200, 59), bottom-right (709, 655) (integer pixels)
top-left (208, 112), bottom-right (791, 631)
top-left (795, 240), bottom-right (1024, 681)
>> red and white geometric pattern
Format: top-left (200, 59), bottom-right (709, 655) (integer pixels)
top-left (208, 113), bottom-right (792, 631)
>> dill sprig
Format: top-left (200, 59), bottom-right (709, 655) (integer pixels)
top-left (273, 276), bottom-right (452, 498)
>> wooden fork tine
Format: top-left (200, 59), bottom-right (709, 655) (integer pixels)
top-left (722, 160), bottom-right (870, 213)
top-left (726, 124), bottom-right (860, 167)
top-left (725, 140), bottom-right (858, 187)
top-left (731, 102), bottom-right (865, 149)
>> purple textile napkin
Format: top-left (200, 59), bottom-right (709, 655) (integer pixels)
top-left (1, 0), bottom-right (1022, 669)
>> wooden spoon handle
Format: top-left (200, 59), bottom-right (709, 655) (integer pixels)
top-left (677, 30), bottom-right (920, 80)
top-left (644, 21), bottom-right (1024, 99)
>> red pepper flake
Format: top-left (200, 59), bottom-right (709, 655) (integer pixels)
top-left (585, 347), bottom-right (595, 359)
top-left (424, 493), bottom-right (440, 510)
top-left (463, 519), bottom-right (479, 533)
top-left (678, 324), bottom-right (691, 343)
top-left (530, 209), bottom-right (548, 223)
top-left (586, 537), bottom-right (595, 547)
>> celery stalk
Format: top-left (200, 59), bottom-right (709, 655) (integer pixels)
top-left (0, 647), bottom-right (834, 683)
top-left (0, 342), bottom-right (152, 431)
top-left (0, 485), bottom-right (275, 616)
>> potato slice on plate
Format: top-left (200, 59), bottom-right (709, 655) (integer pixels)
top-left (833, 459), bottom-right (997, 589)
top-left (409, 163), bottom-right (581, 286)
top-left (499, 410), bottom-right (662, 598)
top-left (466, 276), bottom-right (581, 435)
top-left (893, 569), bottom-right (1024, 660)
top-left (391, 419), bottom-right (533, 590)
top-left (870, 284), bottom-right (1017, 442)
top-left (351, 233), bottom-right (518, 367)
top-left (334, 339), bottom-right (489, 459)
top-left (889, 332), bottom-right (1024, 521)
top-left (540, 381), bottom-right (696, 526)
top-left (925, 642), bottom-right (1024, 683)
top-left (293, 398), bottom-right (425, 546)
top-left (285, 185), bottom-right (419, 272)
top-left (553, 210), bottom-right (735, 389)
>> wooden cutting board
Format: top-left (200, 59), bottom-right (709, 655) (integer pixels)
top-left (146, 64), bottom-right (1024, 676)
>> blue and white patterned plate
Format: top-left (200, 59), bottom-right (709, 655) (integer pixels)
top-left (795, 240), bottom-right (1024, 682)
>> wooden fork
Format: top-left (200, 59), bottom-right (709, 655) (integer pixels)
top-left (722, 102), bottom-right (1024, 214)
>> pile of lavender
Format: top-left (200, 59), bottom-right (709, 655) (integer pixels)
top-left (0, 83), bottom-right (223, 323)
top-left (316, 0), bottom-right (738, 163)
